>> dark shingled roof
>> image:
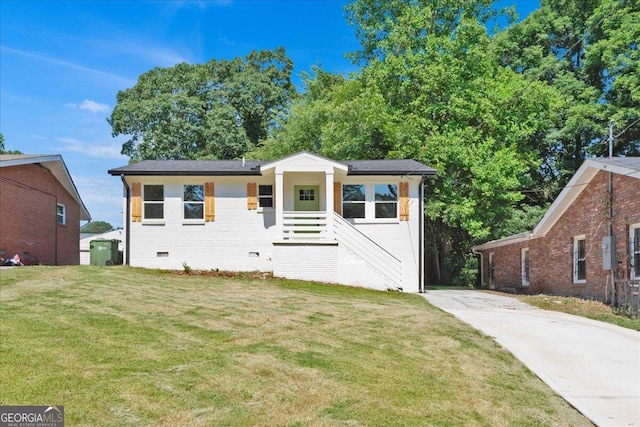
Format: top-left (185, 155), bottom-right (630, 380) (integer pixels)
top-left (108, 157), bottom-right (436, 177)
top-left (108, 160), bottom-right (263, 176)
top-left (345, 159), bottom-right (435, 175)
top-left (589, 156), bottom-right (640, 172)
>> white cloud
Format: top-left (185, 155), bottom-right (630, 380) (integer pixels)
top-left (74, 175), bottom-right (124, 227)
top-left (79, 99), bottom-right (110, 113)
top-left (58, 137), bottom-right (126, 160)
top-left (0, 45), bottom-right (135, 88)
top-left (64, 99), bottom-right (110, 113)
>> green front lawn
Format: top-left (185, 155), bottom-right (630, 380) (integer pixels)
top-left (0, 266), bottom-right (592, 426)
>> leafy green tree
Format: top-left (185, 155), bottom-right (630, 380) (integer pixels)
top-left (493, 0), bottom-right (640, 189)
top-left (0, 133), bottom-right (23, 154)
top-left (347, 0), bottom-right (562, 283)
top-left (81, 221), bottom-right (114, 234)
top-left (256, 1), bottom-right (563, 284)
top-left (109, 48), bottom-right (296, 161)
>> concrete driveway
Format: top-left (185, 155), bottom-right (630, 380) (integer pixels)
top-left (421, 289), bottom-right (640, 427)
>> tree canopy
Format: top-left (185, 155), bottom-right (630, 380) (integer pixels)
top-left (0, 133), bottom-right (23, 155)
top-left (109, 48), bottom-right (296, 161)
top-left (81, 221), bottom-right (115, 234)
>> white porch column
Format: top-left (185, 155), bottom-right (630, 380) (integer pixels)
top-left (275, 171), bottom-right (284, 239)
top-left (325, 171), bottom-right (334, 240)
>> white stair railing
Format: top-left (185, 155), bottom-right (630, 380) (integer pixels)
top-left (333, 212), bottom-right (402, 288)
top-left (282, 211), bottom-right (327, 240)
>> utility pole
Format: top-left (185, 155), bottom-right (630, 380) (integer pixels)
top-left (608, 120), bottom-right (615, 303)
top-left (609, 120), bottom-right (615, 159)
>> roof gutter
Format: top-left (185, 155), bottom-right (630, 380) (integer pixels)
top-left (120, 175), bottom-right (131, 266)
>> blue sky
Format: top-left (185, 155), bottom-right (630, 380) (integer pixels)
top-left (1, 0), bottom-right (539, 228)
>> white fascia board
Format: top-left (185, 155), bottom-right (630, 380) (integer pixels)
top-left (472, 232), bottom-right (532, 251)
top-left (260, 151), bottom-right (348, 174)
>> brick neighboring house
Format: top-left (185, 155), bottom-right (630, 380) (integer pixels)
top-left (472, 157), bottom-right (640, 302)
top-left (0, 154), bottom-right (91, 265)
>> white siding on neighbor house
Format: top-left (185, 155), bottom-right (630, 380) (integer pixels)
top-left (127, 176), bottom-right (276, 272)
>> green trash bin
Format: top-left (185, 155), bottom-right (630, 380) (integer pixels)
top-left (90, 239), bottom-right (120, 266)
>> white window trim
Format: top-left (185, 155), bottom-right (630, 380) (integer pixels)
top-left (142, 184), bottom-right (165, 224)
top-left (342, 183), bottom-right (399, 223)
top-left (258, 184), bottom-right (274, 210)
top-left (521, 247), bottom-right (530, 287)
top-left (573, 235), bottom-right (587, 284)
top-left (631, 224), bottom-right (640, 280)
top-left (182, 184), bottom-right (205, 223)
top-left (488, 252), bottom-right (495, 289)
top-left (56, 203), bottom-right (66, 225)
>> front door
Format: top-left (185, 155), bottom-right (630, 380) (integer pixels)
top-left (293, 185), bottom-right (320, 237)
top-left (294, 186), bottom-right (320, 211)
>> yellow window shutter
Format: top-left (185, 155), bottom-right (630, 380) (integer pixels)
top-left (399, 181), bottom-right (409, 221)
top-left (247, 183), bottom-right (257, 210)
top-left (131, 182), bottom-right (141, 222)
top-left (333, 182), bottom-right (342, 215)
top-left (205, 182), bottom-right (215, 222)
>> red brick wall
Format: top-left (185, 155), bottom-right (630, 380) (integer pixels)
top-left (479, 170), bottom-right (640, 301)
top-left (0, 163), bottom-right (81, 265)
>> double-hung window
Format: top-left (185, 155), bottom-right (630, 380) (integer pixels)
top-left (342, 184), bottom-right (398, 220)
top-left (374, 184), bottom-right (398, 219)
top-left (259, 185), bottom-right (273, 208)
top-left (342, 184), bottom-right (365, 219)
top-left (573, 235), bottom-right (586, 283)
top-left (521, 248), bottom-right (530, 286)
top-left (631, 224), bottom-right (640, 280)
top-left (183, 185), bottom-right (204, 220)
top-left (488, 252), bottom-right (495, 286)
top-left (56, 203), bottom-right (66, 225)
top-left (143, 185), bottom-right (164, 220)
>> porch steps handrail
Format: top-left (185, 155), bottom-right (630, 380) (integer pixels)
top-left (282, 211), bottom-right (327, 239)
top-left (333, 212), bottom-right (402, 288)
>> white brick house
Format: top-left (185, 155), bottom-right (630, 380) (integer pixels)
top-left (108, 152), bottom-right (435, 292)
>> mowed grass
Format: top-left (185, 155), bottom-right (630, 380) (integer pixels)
top-left (0, 267), bottom-right (592, 426)
top-left (515, 293), bottom-right (640, 331)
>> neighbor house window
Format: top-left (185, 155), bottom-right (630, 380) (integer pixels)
top-left (374, 184), bottom-right (398, 219)
top-left (342, 184), bottom-right (365, 218)
top-left (573, 235), bottom-right (586, 283)
top-left (183, 185), bottom-right (204, 220)
top-left (143, 185), bottom-right (164, 219)
top-left (488, 252), bottom-right (495, 286)
top-left (56, 203), bottom-right (66, 225)
top-left (258, 185), bottom-right (273, 208)
top-left (631, 224), bottom-right (640, 280)
top-left (521, 248), bottom-right (530, 286)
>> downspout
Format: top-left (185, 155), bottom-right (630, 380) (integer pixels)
top-left (120, 175), bottom-right (131, 266)
top-left (419, 175), bottom-right (425, 293)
